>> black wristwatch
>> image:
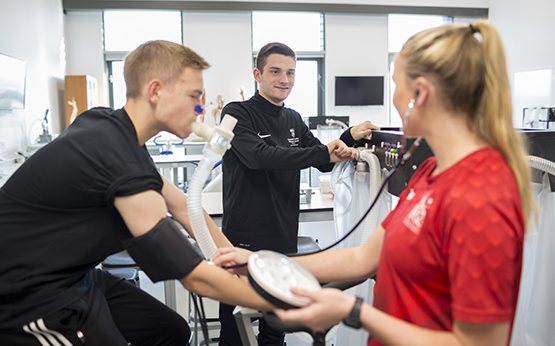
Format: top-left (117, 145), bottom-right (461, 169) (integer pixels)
top-left (342, 296), bottom-right (363, 329)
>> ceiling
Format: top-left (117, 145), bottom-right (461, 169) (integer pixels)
top-left (62, 0), bottom-right (488, 17)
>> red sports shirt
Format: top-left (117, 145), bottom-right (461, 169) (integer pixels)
top-left (368, 147), bottom-right (524, 345)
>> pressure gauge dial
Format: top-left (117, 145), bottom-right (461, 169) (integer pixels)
top-left (248, 250), bottom-right (321, 309)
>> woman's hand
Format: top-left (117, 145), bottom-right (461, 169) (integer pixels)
top-left (213, 247), bottom-right (252, 276)
top-left (274, 287), bottom-right (355, 332)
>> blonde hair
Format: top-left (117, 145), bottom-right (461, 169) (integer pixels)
top-left (400, 20), bottom-right (533, 223)
top-left (124, 40), bottom-right (210, 99)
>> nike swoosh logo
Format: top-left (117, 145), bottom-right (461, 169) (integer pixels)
top-left (257, 132), bottom-right (272, 138)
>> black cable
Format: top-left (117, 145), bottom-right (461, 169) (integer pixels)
top-left (297, 136), bottom-right (422, 256)
top-left (221, 262), bottom-right (247, 269)
top-left (219, 136), bottom-right (423, 268)
top-left (220, 162), bottom-right (391, 268)
top-left (220, 168), bottom-right (395, 268)
top-left (292, 165), bottom-right (398, 257)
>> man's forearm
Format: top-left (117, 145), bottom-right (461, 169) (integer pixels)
top-left (181, 261), bottom-right (273, 311)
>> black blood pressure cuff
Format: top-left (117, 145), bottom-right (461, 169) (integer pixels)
top-left (122, 217), bottom-right (203, 283)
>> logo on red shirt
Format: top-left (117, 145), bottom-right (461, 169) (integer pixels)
top-left (403, 191), bottom-right (433, 234)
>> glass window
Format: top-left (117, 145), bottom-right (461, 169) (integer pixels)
top-left (388, 14), bottom-right (448, 53)
top-left (388, 14), bottom-right (451, 126)
top-left (103, 11), bottom-right (182, 52)
top-left (252, 11), bottom-right (324, 52)
top-left (110, 61), bottom-right (126, 110)
top-left (252, 11), bottom-right (324, 117)
top-left (252, 11), bottom-right (324, 188)
top-left (284, 60), bottom-right (319, 117)
top-left (103, 10), bottom-right (182, 109)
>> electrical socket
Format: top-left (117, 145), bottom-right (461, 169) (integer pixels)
top-left (0, 142), bottom-right (5, 150)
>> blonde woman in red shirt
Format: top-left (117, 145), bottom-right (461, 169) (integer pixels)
top-left (215, 20), bottom-right (533, 346)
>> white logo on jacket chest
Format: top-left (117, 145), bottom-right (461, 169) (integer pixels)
top-left (287, 127), bottom-right (299, 147)
top-left (403, 191), bottom-right (433, 234)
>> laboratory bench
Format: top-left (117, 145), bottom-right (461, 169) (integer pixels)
top-left (200, 189), bottom-right (336, 251)
top-left (201, 189), bottom-right (333, 223)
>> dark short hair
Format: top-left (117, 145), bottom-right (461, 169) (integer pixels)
top-left (255, 42), bottom-right (296, 72)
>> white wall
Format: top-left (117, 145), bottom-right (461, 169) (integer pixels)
top-left (488, 0), bottom-right (555, 125)
top-left (64, 10), bottom-right (255, 120)
top-left (45, 1), bottom-right (551, 134)
top-left (184, 11), bottom-right (393, 129)
top-left (64, 11), bottom-right (106, 107)
top-left (325, 13), bottom-right (390, 127)
top-left (0, 0), bottom-right (65, 185)
top-left (0, 0), bottom-right (66, 142)
top-left (182, 11), bottom-right (255, 112)
top-left (186, 11), bottom-right (393, 128)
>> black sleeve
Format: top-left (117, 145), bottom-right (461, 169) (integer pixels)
top-left (106, 146), bottom-right (162, 203)
top-left (340, 127), bottom-right (357, 147)
top-left (298, 120), bottom-right (335, 173)
top-left (224, 103), bottom-right (331, 171)
top-left (106, 173), bottom-right (162, 205)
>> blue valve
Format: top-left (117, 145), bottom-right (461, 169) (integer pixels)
top-left (195, 105), bottom-right (204, 114)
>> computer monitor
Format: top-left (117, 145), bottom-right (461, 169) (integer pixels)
top-left (0, 53), bottom-right (26, 110)
top-left (335, 76), bottom-right (384, 106)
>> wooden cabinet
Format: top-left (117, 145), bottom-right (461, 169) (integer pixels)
top-left (64, 75), bottom-right (98, 128)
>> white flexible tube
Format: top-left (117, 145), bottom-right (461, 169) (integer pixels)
top-left (188, 115), bottom-right (237, 260)
top-left (187, 150), bottom-right (220, 260)
top-left (528, 155), bottom-right (555, 177)
top-left (359, 150), bottom-right (382, 242)
top-left (325, 118), bottom-right (349, 130)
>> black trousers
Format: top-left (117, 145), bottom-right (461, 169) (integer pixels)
top-left (218, 302), bottom-right (284, 346)
top-left (0, 269), bottom-right (190, 346)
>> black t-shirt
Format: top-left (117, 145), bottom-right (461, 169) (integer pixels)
top-left (0, 108), bottom-right (163, 328)
top-left (221, 92), bottom-right (334, 253)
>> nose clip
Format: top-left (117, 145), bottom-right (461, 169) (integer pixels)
top-left (195, 105), bottom-right (204, 114)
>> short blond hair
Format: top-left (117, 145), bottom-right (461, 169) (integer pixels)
top-left (124, 40), bottom-right (209, 99)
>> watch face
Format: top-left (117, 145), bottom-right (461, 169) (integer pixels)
top-left (248, 250), bottom-right (321, 307)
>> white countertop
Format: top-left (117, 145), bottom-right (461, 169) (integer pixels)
top-left (200, 189), bottom-right (333, 216)
top-left (152, 154), bottom-right (205, 166)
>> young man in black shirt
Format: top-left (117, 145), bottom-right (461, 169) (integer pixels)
top-left (219, 42), bottom-right (378, 346)
top-left (0, 40), bottom-right (273, 346)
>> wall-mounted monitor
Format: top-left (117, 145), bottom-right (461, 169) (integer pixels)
top-left (335, 76), bottom-right (384, 106)
top-left (0, 53), bottom-right (26, 109)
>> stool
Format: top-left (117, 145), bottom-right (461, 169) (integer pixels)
top-left (105, 268), bottom-right (140, 287)
top-left (296, 235), bottom-right (321, 255)
top-left (189, 243), bottom-right (221, 346)
top-left (101, 250), bottom-right (177, 310)
top-left (189, 293), bottom-right (221, 346)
